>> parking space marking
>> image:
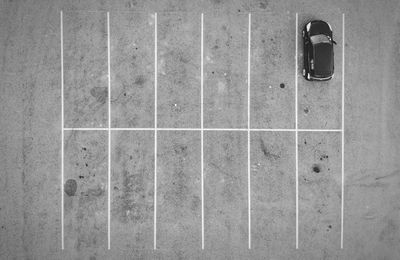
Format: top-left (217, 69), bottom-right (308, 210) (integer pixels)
top-left (295, 12), bottom-right (299, 250)
top-left (60, 11), bottom-right (345, 252)
top-left (63, 127), bottom-right (343, 132)
top-left (247, 13), bottom-right (252, 250)
top-left (201, 12), bottom-right (204, 250)
top-left (154, 12), bottom-right (158, 251)
top-left (107, 11), bottom-right (111, 250)
top-left (60, 10), bottom-right (64, 251)
top-left (341, 13), bottom-right (345, 250)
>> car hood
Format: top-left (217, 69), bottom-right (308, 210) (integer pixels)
top-left (309, 21), bottom-right (331, 37)
top-left (313, 43), bottom-right (333, 76)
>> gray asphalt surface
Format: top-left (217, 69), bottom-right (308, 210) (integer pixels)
top-left (1, 0), bottom-right (400, 259)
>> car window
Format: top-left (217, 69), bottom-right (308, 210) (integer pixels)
top-left (310, 34), bottom-right (331, 44)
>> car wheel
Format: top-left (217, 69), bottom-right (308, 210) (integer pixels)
top-left (302, 69), bottom-right (306, 76)
top-left (307, 73), bottom-right (311, 80)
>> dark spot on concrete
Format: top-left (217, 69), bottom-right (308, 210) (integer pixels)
top-left (261, 39), bottom-right (265, 43)
top-left (173, 144), bottom-right (188, 156)
top-left (238, 9), bottom-right (241, 12)
top-left (304, 139), bottom-right (307, 145)
top-left (79, 175), bottom-right (84, 179)
top-left (85, 163), bottom-right (88, 167)
top-left (328, 225), bottom-right (332, 229)
top-left (134, 75), bottom-right (146, 86)
top-left (259, 0), bottom-right (269, 9)
top-left (129, 155), bottom-right (133, 160)
top-left (260, 139), bottom-right (280, 160)
top-left (320, 154), bottom-right (329, 161)
top-left (312, 164), bottom-right (321, 173)
top-left (90, 87), bottom-right (107, 104)
top-left (304, 107), bottom-right (309, 114)
top-left (280, 83), bottom-right (285, 88)
top-left (82, 147), bottom-right (86, 151)
top-left (64, 179), bottom-right (77, 196)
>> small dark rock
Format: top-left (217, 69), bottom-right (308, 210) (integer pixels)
top-left (312, 164), bottom-right (321, 173)
top-left (280, 83), bottom-right (285, 88)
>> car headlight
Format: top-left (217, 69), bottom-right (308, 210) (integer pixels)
top-left (306, 22), bottom-right (311, 32)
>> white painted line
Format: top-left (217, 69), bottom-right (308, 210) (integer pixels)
top-left (154, 12), bottom-right (158, 251)
top-left (251, 128), bottom-right (296, 132)
top-left (60, 10), bottom-right (64, 251)
top-left (64, 127), bottom-right (341, 132)
top-left (341, 13), bottom-right (345, 250)
top-left (295, 12), bottom-right (299, 250)
top-left (298, 129), bottom-right (342, 132)
top-left (107, 11), bottom-right (111, 251)
top-left (63, 128), bottom-right (108, 131)
top-left (247, 12), bottom-right (251, 250)
top-left (111, 128), bottom-right (156, 131)
top-left (200, 12), bottom-right (205, 251)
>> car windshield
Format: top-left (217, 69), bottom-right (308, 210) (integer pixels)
top-left (310, 34), bottom-right (331, 44)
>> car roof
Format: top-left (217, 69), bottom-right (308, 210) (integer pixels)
top-left (313, 42), bottom-right (333, 76)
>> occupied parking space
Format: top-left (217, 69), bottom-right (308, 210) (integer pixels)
top-left (297, 12), bottom-right (343, 130)
top-left (64, 11), bottom-right (108, 128)
top-left (251, 12), bottom-right (295, 129)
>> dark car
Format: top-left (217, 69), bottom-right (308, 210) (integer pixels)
top-left (302, 20), bottom-right (336, 81)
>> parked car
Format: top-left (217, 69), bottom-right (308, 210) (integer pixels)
top-left (302, 20), bottom-right (336, 81)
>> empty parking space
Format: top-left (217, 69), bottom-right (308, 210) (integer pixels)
top-left (63, 131), bottom-right (108, 258)
top-left (110, 131), bottom-right (154, 251)
top-left (110, 13), bottom-right (155, 128)
top-left (63, 12), bottom-right (108, 128)
top-left (251, 12), bottom-right (295, 129)
top-left (298, 132), bottom-right (341, 258)
top-left (157, 13), bottom-right (201, 128)
top-left (156, 131), bottom-right (201, 256)
top-left (203, 131), bottom-right (248, 257)
top-left (251, 131), bottom-right (296, 255)
top-left (203, 13), bottom-right (248, 129)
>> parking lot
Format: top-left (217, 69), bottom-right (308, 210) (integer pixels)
top-left (1, 0), bottom-right (400, 259)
